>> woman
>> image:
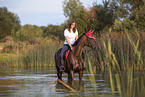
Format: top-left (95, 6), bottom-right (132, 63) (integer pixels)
top-left (60, 20), bottom-right (78, 71)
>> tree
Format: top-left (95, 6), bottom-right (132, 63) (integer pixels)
top-left (43, 24), bottom-right (64, 40)
top-left (109, 0), bottom-right (129, 19)
top-left (113, 17), bottom-right (136, 32)
top-left (120, 0), bottom-right (144, 10)
top-left (0, 7), bottom-right (21, 40)
top-left (62, 0), bottom-right (88, 35)
top-left (119, 0), bottom-right (145, 30)
top-left (62, 0), bottom-right (84, 19)
top-left (88, 0), bottom-right (114, 34)
top-left (15, 24), bottom-right (43, 42)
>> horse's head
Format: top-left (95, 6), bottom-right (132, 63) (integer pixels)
top-left (85, 30), bottom-right (101, 51)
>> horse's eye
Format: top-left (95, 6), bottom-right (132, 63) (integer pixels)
top-left (89, 38), bottom-right (95, 41)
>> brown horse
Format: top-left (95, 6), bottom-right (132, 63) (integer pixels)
top-left (55, 30), bottom-right (101, 81)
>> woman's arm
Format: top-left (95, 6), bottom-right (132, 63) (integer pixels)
top-left (75, 35), bottom-right (78, 40)
top-left (65, 36), bottom-right (73, 50)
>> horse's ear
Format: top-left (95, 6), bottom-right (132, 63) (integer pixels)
top-left (86, 29), bottom-right (92, 36)
top-left (90, 30), bottom-right (94, 34)
top-left (88, 29), bottom-right (92, 33)
top-left (85, 29), bottom-right (95, 39)
top-left (86, 29), bottom-right (94, 36)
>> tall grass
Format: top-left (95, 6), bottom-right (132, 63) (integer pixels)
top-left (86, 29), bottom-right (145, 96)
top-left (4, 29), bottom-right (144, 97)
top-left (86, 29), bottom-right (144, 71)
top-left (87, 58), bottom-right (97, 94)
top-left (125, 29), bottom-right (143, 69)
top-left (8, 29), bottom-right (144, 70)
top-left (8, 37), bottom-right (62, 67)
top-left (87, 57), bottom-right (145, 97)
top-left (113, 67), bottom-right (145, 97)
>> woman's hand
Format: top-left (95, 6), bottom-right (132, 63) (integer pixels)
top-left (75, 35), bottom-right (78, 40)
top-left (70, 46), bottom-right (73, 50)
top-left (65, 36), bottom-right (73, 50)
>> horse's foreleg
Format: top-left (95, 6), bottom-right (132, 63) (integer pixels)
top-left (79, 71), bottom-right (83, 80)
top-left (68, 70), bottom-right (74, 81)
top-left (57, 71), bottom-right (62, 80)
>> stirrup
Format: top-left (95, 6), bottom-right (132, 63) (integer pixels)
top-left (60, 65), bottom-right (65, 72)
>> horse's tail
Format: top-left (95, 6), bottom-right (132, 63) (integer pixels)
top-left (54, 50), bottom-right (59, 69)
top-left (54, 48), bottom-right (62, 69)
top-left (54, 51), bottom-right (57, 67)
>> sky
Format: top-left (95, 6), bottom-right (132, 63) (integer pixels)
top-left (0, 0), bottom-right (102, 26)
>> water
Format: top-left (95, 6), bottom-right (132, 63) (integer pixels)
top-left (0, 66), bottom-right (144, 97)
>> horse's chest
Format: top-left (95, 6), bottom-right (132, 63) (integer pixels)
top-left (75, 60), bottom-right (79, 66)
top-left (74, 59), bottom-right (82, 68)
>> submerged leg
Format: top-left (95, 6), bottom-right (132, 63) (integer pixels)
top-left (68, 70), bottom-right (74, 81)
top-left (82, 52), bottom-right (86, 70)
top-left (57, 71), bottom-right (62, 80)
top-left (79, 71), bottom-right (83, 80)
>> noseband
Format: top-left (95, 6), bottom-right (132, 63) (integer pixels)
top-left (85, 35), bottom-right (96, 49)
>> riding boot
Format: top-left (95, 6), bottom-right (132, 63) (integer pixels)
top-left (60, 56), bottom-right (65, 71)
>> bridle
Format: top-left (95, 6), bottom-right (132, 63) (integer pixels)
top-left (70, 34), bottom-right (96, 58)
top-left (85, 35), bottom-right (96, 49)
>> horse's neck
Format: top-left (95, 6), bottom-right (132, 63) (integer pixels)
top-left (73, 35), bottom-right (85, 56)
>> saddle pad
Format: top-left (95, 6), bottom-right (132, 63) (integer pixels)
top-left (57, 54), bottom-right (60, 59)
top-left (65, 49), bottom-right (70, 61)
top-left (57, 49), bottom-right (70, 61)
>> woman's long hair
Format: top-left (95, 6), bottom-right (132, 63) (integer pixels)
top-left (67, 20), bottom-right (77, 33)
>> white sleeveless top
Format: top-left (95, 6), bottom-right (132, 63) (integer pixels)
top-left (64, 29), bottom-right (78, 45)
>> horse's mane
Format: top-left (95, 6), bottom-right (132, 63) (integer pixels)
top-left (72, 33), bottom-right (85, 47)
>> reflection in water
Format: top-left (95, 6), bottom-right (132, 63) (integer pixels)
top-left (55, 80), bottom-right (85, 96)
top-left (0, 66), bottom-right (144, 97)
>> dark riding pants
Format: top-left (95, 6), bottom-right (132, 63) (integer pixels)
top-left (60, 44), bottom-right (70, 65)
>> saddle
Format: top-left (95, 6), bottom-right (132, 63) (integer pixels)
top-left (57, 48), bottom-right (71, 61)
top-left (64, 49), bottom-right (70, 61)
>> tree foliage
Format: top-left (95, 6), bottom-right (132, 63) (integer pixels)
top-left (117, 0), bottom-right (145, 30)
top-left (120, 0), bottom-right (144, 10)
top-left (62, 0), bottom-right (87, 35)
top-left (62, 0), bottom-right (115, 35)
top-left (43, 24), bottom-right (65, 40)
top-left (62, 0), bottom-right (84, 19)
top-left (15, 24), bottom-right (43, 42)
top-left (109, 0), bottom-right (129, 19)
top-left (62, 0), bottom-right (145, 34)
top-left (113, 17), bottom-right (136, 32)
top-left (1, 0), bottom-right (145, 42)
top-left (88, 0), bottom-right (114, 33)
top-left (0, 7), bottom-right (21, 40)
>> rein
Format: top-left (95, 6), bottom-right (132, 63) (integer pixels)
top-left (86, 35), bottom-right (95, 49)
top-left (70, 34), bottom-right (94, 58)
top-left (70, 50), bottom-right (80, 58)
top-left (70, 48), bottom-right (92, 59)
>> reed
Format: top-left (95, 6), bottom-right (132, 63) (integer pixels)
top-left (125, 29), bottom-right (143, 70)
top-left (86, 29), bottom-right (144, 71)
top-left (7, 29), bottom-right (144, 71)
top-left (87, 57), bottom-right (145, 97)
top-left (87, 58), bottom-right (97, 94)
top-left (7, 38), bottom-right (62, 67)
top-left (115, 67), bottom-right (145, 97)
top-left (84, 29), bottom-right (145, 96)
top-left (21, 43), bottom-right (61, 67)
